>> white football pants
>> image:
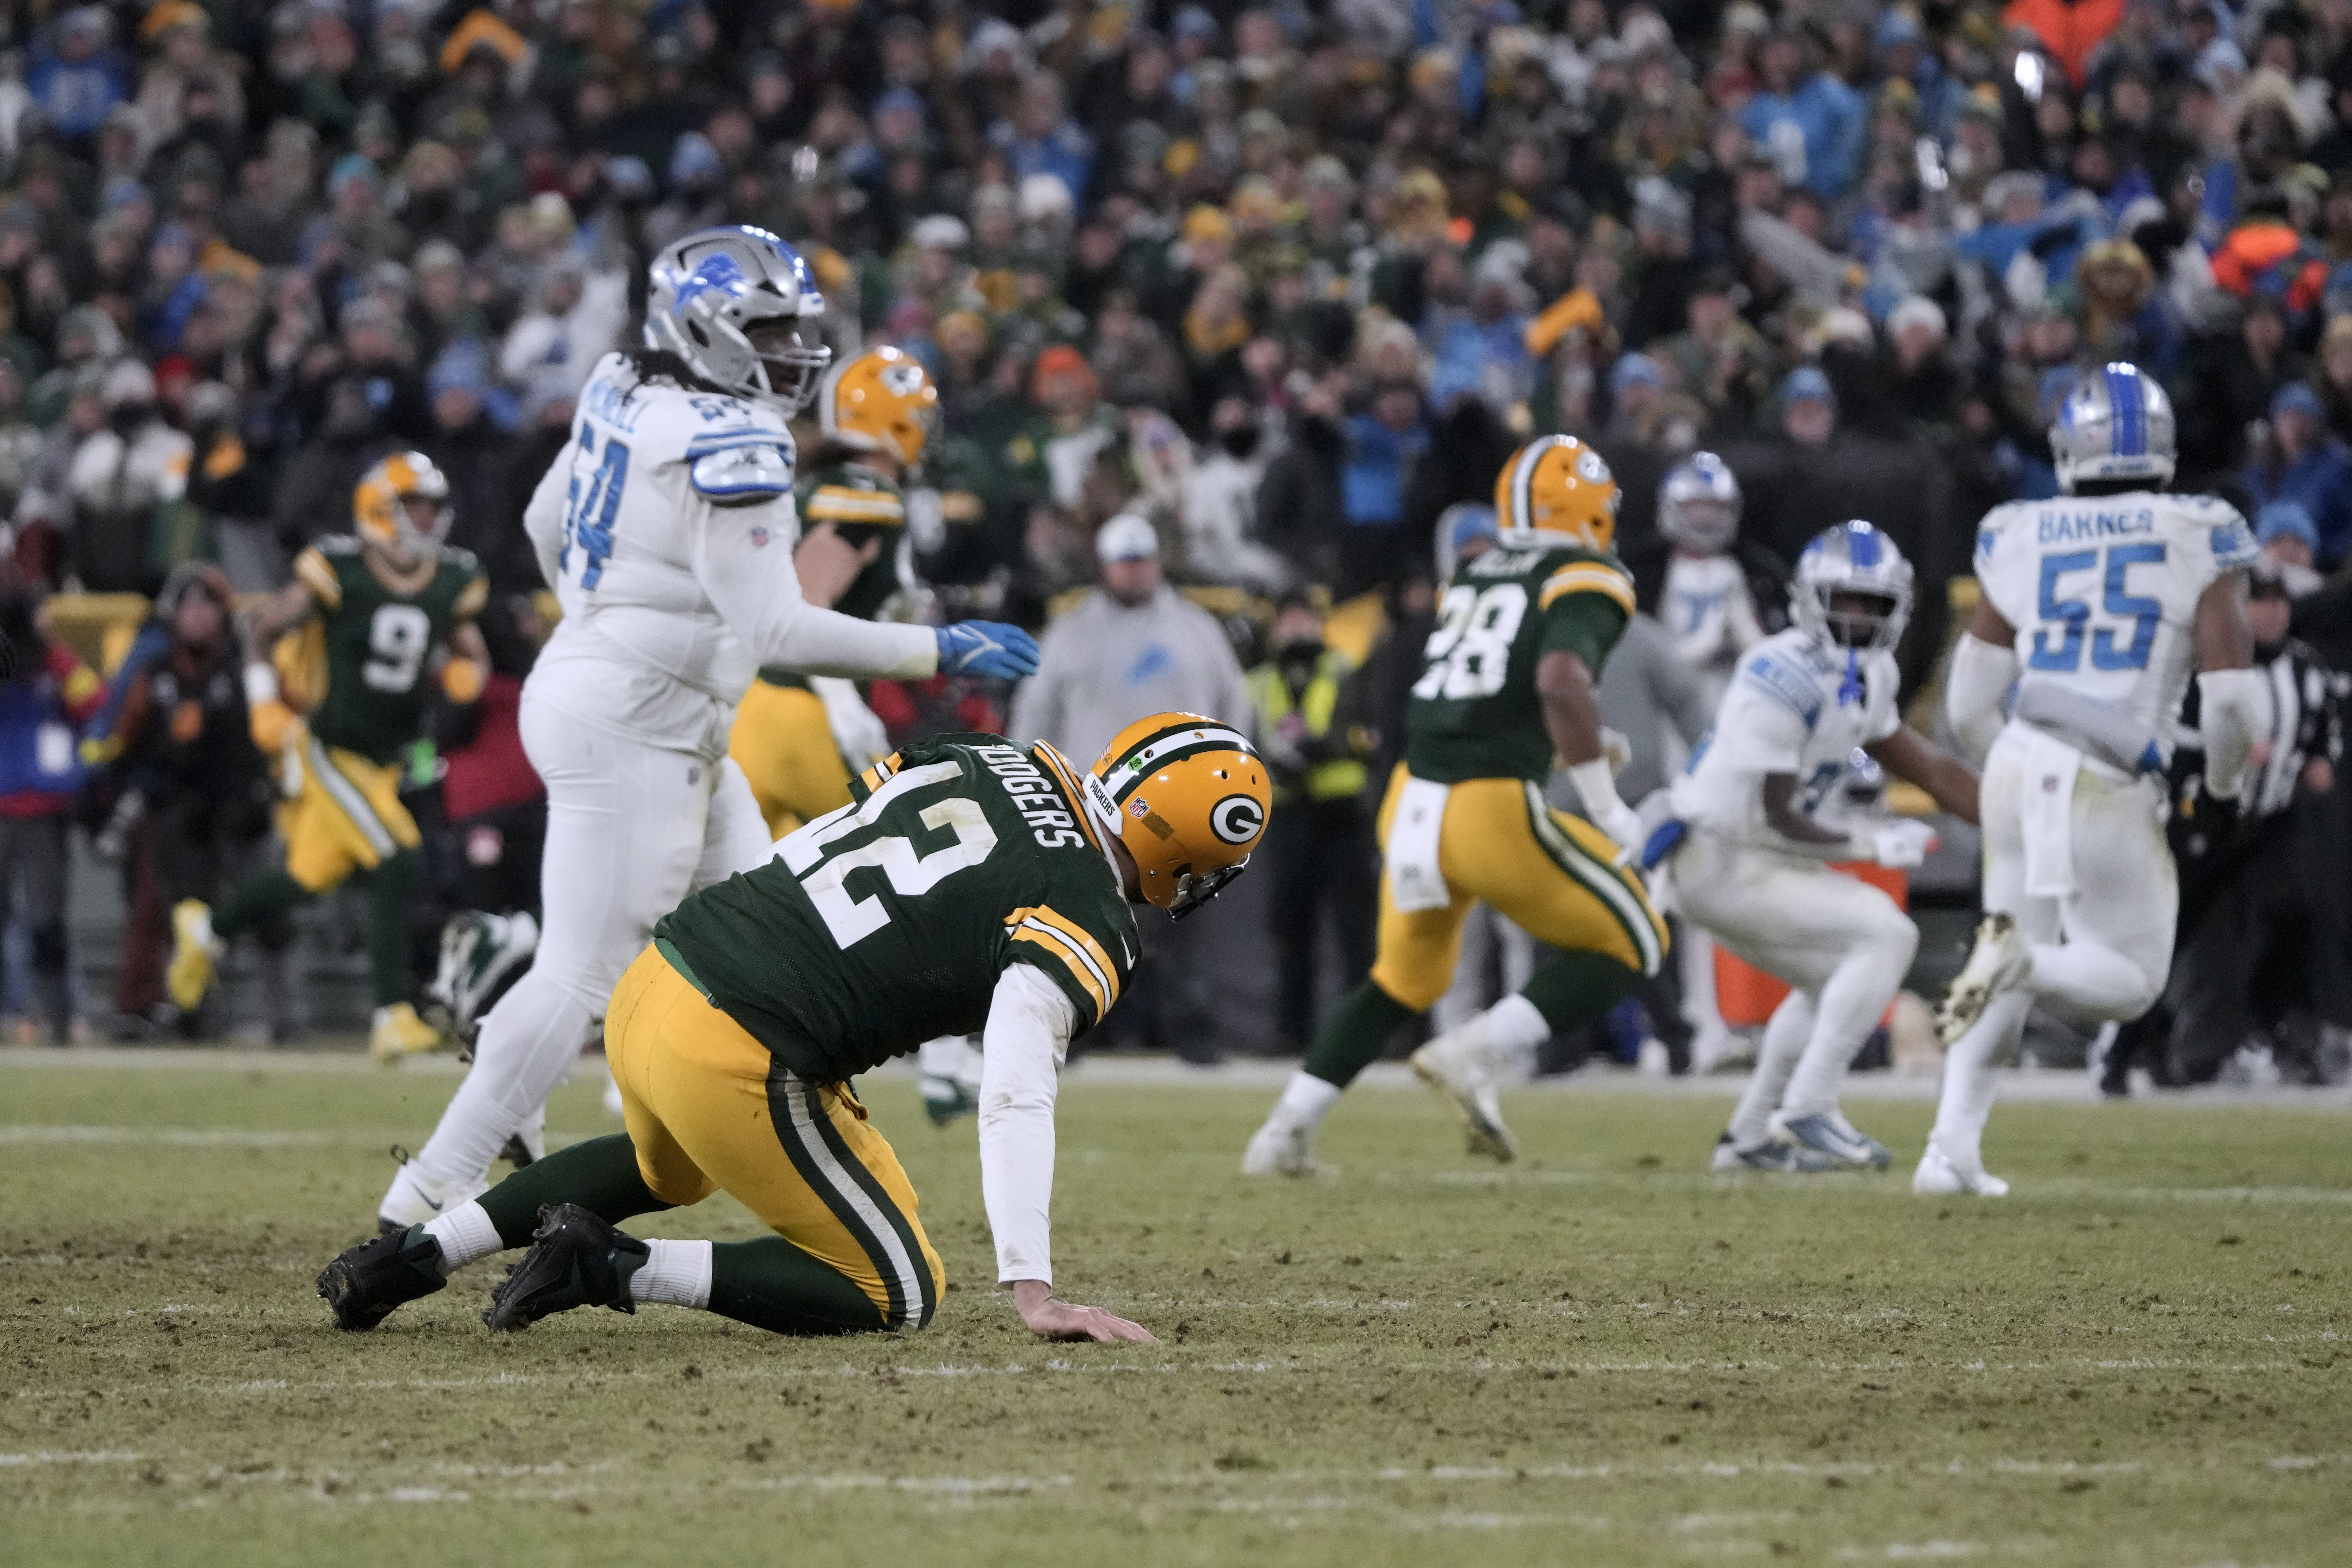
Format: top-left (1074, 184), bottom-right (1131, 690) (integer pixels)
top-left (400, 693), bottom-right (774, 1198)
top-left (1930, 726), bottom-right (2176, 1168)
top-left (1671, 831), bottom-right (1918, 1142)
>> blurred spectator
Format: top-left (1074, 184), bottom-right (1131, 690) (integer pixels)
top-left (1180, 397), bottom-right (1288, 593)
top-left (1246, 592), bottom-right (1377, 1052)
top-left (1337, 380), bottom-right (1429, 597)
top-left (1741, 26), bottom-right (1865, 199)
top-left (2245, 383), bottom-right (2352, 569)
top-left (0, 593), bottom-right (101, 1040)
top-left (64, 361), bottom-right (192, 594)
top-left (2179, 294), bottom-right (2303, 481)
top-left (1010, 515), bottom-right (1247, 1064)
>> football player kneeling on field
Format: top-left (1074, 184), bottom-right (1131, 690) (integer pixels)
top-left (318, 712), bottom-right (1267, 1342)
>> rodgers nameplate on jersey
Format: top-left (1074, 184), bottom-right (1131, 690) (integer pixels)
top-left (657, 733), bottom-right (1140, 1081)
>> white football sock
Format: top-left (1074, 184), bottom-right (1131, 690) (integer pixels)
top-left (1929, 989), bottom-right (2034, 1170)
top-left (1273, 1071), bottom-right (1342, 1131)
top-left (630, 1238), bottom-right (713, 1310)
top-left (408, 968), bottom-right (598, 1194)
top-left (1472, 992), bottom-right (1550, 1079)
top-left (1782, 928), bottom-right (1913, 1118)
top-left (421, 1201), bottom-right (504, 1274)
top-left (1728, 990), bottom-right (1814, 1146)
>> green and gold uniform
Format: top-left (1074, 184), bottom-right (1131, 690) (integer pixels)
top-left (268, 537), bottom-right (486, 892)
top-left (1370, 536), bottom-right (1666, 1005)
top-left (1294, 531), bottom-right (1668, 1100)
top-left (659, 732), bottom-right (1136, 1079)
top-left (729, 459), bottom-right (908, 836)
top-left (294, 536), bottom-right (490, 764)
top-left (597, 733), bottom-right (1134, 1328)
top-left (210, 537), bottom-right (486, 1010)
top-left (1403, 540), bottom-right (1635, 785)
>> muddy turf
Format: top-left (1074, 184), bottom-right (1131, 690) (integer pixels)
top-left (1, 1052), bottom-right (2345, 1567)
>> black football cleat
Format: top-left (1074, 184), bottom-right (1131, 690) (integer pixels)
top-left (482, 1204), bottom-right (649, 1333)
top-left (317, 1226), bottom-right (448, 1331)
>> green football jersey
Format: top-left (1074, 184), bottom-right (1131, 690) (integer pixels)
top-left (292, 536), bottom-right (488, 763)
top-left (655, 733), bottom-right (1140, 1082)
top-left (756, 459), bottom-right (911, 691)
top-left (1402, 536), bottom-right (1635, 785)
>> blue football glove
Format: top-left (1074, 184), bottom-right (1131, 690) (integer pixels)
top-left (935, 620), bottom-right (1041, 680)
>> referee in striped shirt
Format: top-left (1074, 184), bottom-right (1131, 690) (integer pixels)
top-left (2105, 547), bottom-right (2348, 1091)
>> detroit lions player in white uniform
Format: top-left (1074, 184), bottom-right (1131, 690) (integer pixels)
top-left (1927, 364), bottom-right (2258, 1196)
top-left (1660, 522), bottom-right (1979, 1171)
top-left (379, 228), bottom-right (1039, 1228)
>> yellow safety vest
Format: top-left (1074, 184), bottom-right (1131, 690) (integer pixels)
top-left (1246, 654), bottom-right (1368, 804)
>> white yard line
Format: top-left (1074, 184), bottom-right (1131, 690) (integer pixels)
top-left (4, 1045), bottom-right (2347, 1111)
top-left (0, 1125), bottom-right (336, 1147)
top-left (12, 1358), bottom-right (2339, 1410)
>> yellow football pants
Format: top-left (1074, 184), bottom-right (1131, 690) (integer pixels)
top-left (728, 679), bottom-right (855, 839)
top-left (281, 738), bottom-right (420, 894)
top-left (1369, 765), bottom-right (1668, 1012)
top-left (605, 945), bottom-right (945, 1330)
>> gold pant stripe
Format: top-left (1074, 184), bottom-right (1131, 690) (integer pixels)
top-left (1521, 781), bottom-right (1666, 975)
top-left (605, 947), bottom-right (945, 1328)
top-left (307, 736), bottom-right (397, 858)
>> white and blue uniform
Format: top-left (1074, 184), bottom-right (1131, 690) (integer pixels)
top-left (1969, 491), bottom-right (2253, 997)
top-left (1930, 489), bottom-right (2257, 1173)
top-left (389, 352), bottom-right (939, 1218)
top-left (1666, 629), bottom-right (1918, 1146)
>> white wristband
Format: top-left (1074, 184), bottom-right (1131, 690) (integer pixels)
top-left (243, 662), bottom-right (279, 708)
top-left (1563, 756), bottom-right (1624, 819)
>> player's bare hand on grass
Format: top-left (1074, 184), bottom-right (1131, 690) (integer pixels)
top-left (793, 521), bottom-right (881, 608)
top-left (1013, 1279), bottom-right (1157, 1343)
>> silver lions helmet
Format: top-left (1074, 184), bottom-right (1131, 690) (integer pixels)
top-left (1793, 520), bottom-right (1913, 651)
top-left (1657, 451), bottom-right (1742, 555)
top-left (2050, 361), bottom-right (2175, 492)
top-left (644, 226), bottom-right (831, 410)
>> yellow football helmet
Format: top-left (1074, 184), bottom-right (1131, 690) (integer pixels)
top-left (353, 451), bottom-right (453, 557)
top-left (1494, 435), bottom-right (1621, 551)
top-left (1082, 711), bottom-right (1269, 918)
top-left (818, 345), bottom-right (940, 467)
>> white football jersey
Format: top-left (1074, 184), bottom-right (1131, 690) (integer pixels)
top-left (1671, 628), bottom-right (1902, 849)
top-left (1974, 490), bottom-right (2257, 743)
top-left (521, 352), bottom-right (933, 754)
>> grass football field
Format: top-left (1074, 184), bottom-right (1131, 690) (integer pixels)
top-left (2, 1051), bottom-right (2346, 1568)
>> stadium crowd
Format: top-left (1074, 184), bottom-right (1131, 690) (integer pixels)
top-left (0, 0), bottom-right (2348, 1086)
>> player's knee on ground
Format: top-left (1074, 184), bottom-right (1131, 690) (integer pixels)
top-left (708, 1235), bottom-right (933, 1336)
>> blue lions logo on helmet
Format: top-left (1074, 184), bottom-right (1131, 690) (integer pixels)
top-left (672, 251), bottom-right (748, 312)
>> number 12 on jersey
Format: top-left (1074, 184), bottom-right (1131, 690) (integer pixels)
top-left (2029, 542), bottom-right (2166, 673)
top-left (562, 429), bottom-right (630, 589)
top-left (781, 761), bottom-right (999, 948)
